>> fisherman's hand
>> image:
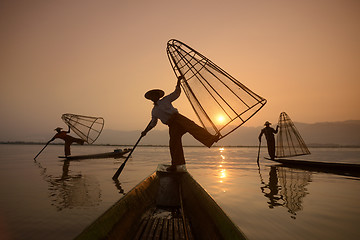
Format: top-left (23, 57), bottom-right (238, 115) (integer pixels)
top-left (141, 131), bottom-right (147, 137)
top-left (177, 75), bottom-right (184, 86)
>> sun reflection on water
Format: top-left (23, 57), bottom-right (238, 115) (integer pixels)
top-left (217, 147), bottom-right (227, 189)
top-left (219, 169), bottom-right (227, 183)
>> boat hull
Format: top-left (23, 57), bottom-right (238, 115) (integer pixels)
top-left (265, 157), bottom-right (360, 176)
top-left (58, 149), bottom-right (131, 160)
top-left (75, 165), bottom-right (247, 240)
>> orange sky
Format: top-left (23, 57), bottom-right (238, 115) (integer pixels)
top-left (1, 0), bottom-right (359, 141)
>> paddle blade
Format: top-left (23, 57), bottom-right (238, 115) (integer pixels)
top-left (112, 134), bottom-right (143, 180)
top-left (34, 141), bottom-right (51, 160)
top-left (112, 162), bottom-right (125, 180)
top-left (257, 141), bottom-right (261, 162)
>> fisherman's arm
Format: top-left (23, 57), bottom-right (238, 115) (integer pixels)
top-left (166, 76), bottom-right (183, 102)
top-left (258, 130), bottom-right (264, 142)
top-left (141, 117), bottom-right (158, 137)
top-left (274, 125), bottom-right (279, 134)
top-left (177, 75), bottom-right (183, 87)
top-left (50, 133), bottom-right (59, 142)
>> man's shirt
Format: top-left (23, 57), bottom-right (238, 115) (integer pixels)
top-left (148, 84), bottom-right (181, 129)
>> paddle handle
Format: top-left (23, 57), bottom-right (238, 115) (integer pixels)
top-left (256, 140), bottom-right (261, 164)
top-left (112, 135), bottom-right (143, 180)
top-left (34, 140), bottom-right (51, 160)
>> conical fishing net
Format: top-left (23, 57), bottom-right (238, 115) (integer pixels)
top-left (167, 39), bottom-right (267, 139)
top-left (276, 112), bottom-right (310, 158)
top-left (61, 113), bottom-right (104, 144)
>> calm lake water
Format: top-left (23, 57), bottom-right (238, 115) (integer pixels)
top-left (0, 144), bottom-right (359, 240)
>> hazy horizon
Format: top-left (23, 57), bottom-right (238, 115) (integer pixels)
top-left (2, 119), bottom-right (359, 147)
top-left (1, 1), bottom-right (359, 142)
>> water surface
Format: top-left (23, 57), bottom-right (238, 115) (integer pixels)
top-left (0, 144), bottom-right (359, 239)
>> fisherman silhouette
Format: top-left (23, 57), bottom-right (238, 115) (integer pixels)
top-left (141, 76), bottom-right (219, 171)
top-left (258, 121), bottom-right (279, 160)
top-left (50, 126), bottom-right (84, 156)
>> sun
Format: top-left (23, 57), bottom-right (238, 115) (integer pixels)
top-left (216, 115), bottom-right (226, 124)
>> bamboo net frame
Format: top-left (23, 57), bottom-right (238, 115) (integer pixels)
top-left (61, 113), bottom-right (104, 144)
top-left (276, 112), bottom-right (310, 158)
top-left (166, 39), bottom-right (267, 139)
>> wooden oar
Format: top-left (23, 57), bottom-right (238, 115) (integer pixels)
top-left (256, 140), bottom-right (261, 166)
top-left (34, 140), bottom-right (51, 160)
top-left (112, 135), bottom-right (143, 180)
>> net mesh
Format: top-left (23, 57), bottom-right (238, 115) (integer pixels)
top-left (61, 113), bottom-right (104, 144)
top-left (166, 39), bottom-right (267, 139)
top-left (276, 112), bottom-right (310, 158)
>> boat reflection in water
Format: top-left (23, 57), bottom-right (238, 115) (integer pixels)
top-left (259, 165), bottom-right (312, 219)
top-left (34, 159), bottom-right (103, 211)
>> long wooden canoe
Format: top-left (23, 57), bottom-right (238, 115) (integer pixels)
top-left (58, 148), bottom-right (131, 160)
top-left (265, 157), bottom-right (360, 176)
top-left (74, 164), bottom-right (247, 240)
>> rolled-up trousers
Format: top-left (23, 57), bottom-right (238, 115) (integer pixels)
top-left (167, 113), bottom-right (215, 165)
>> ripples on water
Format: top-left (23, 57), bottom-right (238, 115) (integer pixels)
top-left (0, 144), bottom-right (359, 240)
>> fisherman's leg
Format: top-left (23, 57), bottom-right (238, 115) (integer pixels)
top-left (176, 114), bottom-right (218, 148)
top-left (64, 142), bottom-right (71, 156)
top-left (169, 123), bottom-right (186, 166)
top-left (268, 139), bottom-right (276, 159)
top-left (76, 138), bottom-right (85, 145)
top-left (68, 136), bottom-right (84, 145)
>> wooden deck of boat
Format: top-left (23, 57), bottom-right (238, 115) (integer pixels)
top-left (134, 209), bottom-right (193, 240)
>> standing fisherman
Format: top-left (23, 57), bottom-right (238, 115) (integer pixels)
top-left (259, 121), bottom-right (279, 160)
top-left (50, 126), bottom-right (84, 156)
top-left (141, 76), bottom-right (220, 171)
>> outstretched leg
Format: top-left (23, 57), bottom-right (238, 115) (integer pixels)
top-left (75, 138), bottom-right (85, 145)
top-left (175, 114), bottom-right (218, 148)
top-left (64, 137), bottom-right (84, 156)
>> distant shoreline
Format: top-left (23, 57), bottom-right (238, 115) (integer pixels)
top-left (1, 141), bottom-right (359, 148)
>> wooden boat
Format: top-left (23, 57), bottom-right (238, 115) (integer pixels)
top-left (58, 148), bottom-right (131, 160)
top-left (265, 157), bottom-right (360, 176)
top-left (74, 164), bottom-right (247, 240)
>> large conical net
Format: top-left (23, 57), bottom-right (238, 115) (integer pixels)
top-left (61, 113), bottom-right (104, 144)
top-left (167, 39), bottom-right (267, 139)
top-left (276, 112), bottom-right (310, 158)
